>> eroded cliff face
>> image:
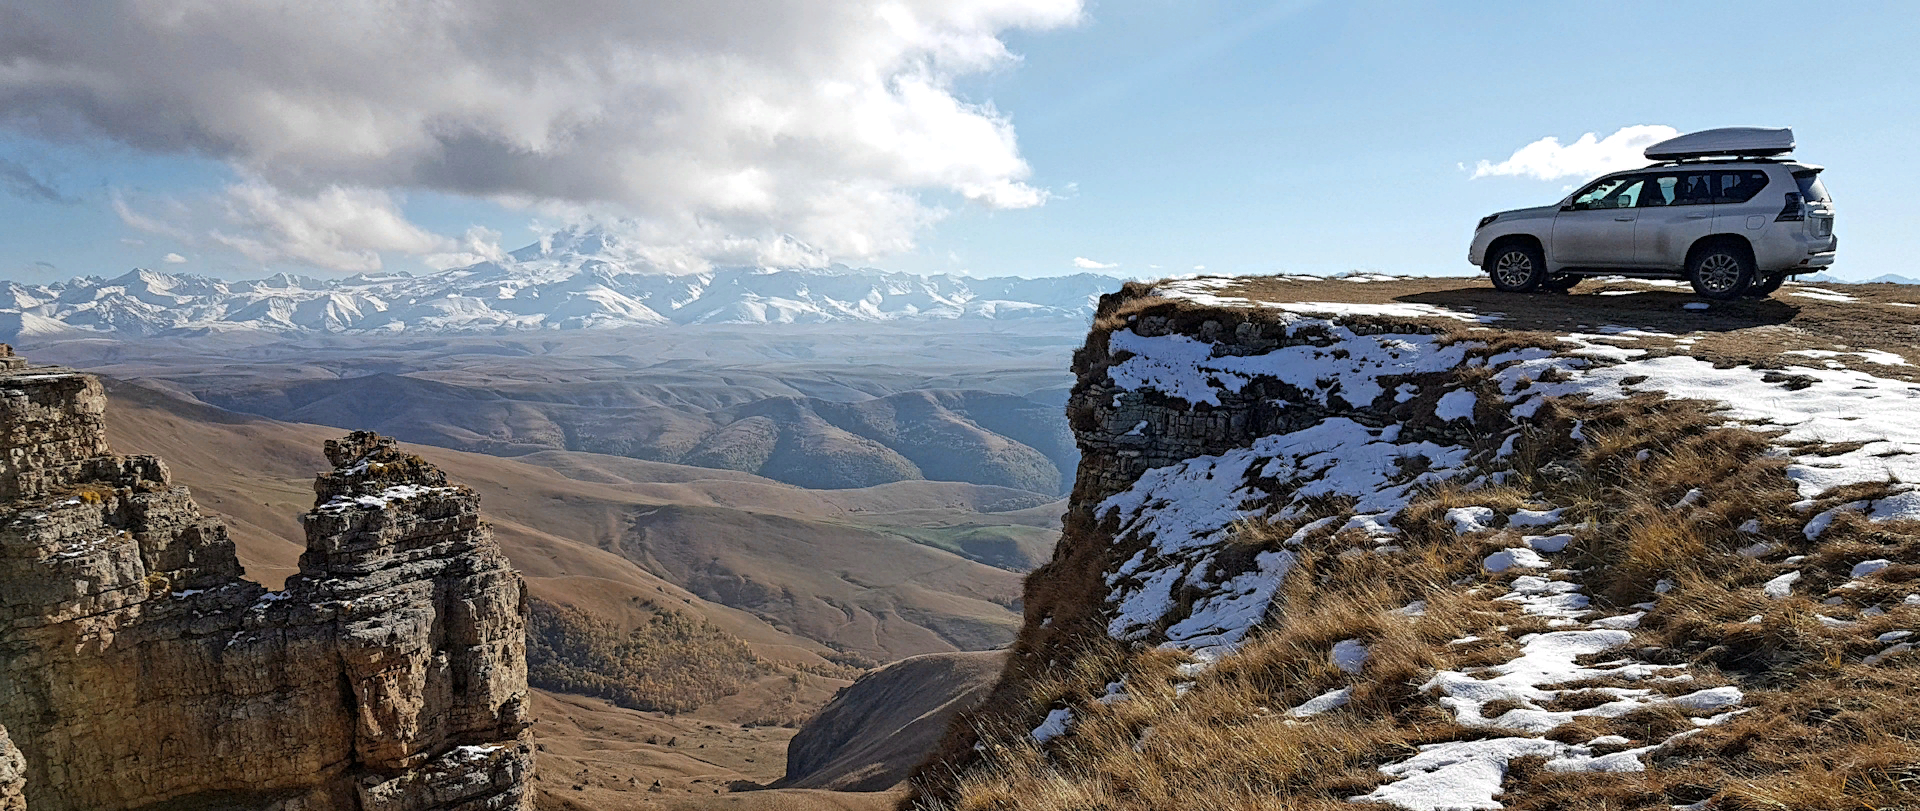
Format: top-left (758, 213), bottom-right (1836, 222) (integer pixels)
top-left (0, 344), bottom-right (532, 811)
top-left (0, 726), bottom-right (23, 811)
top-left (911, 279), bottom-right (1920, 810)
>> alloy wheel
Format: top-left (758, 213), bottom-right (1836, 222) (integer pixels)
top-left (1696, 253), bottom-right (1742, 294)
top-left (1493, 251), bottom-right (1534, 288)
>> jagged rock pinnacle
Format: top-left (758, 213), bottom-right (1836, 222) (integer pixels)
top-left (0, 350), bottom-right (534, 810)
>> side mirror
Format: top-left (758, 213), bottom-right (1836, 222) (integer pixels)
top-left (1560, 202), bottom-right (1581, 212)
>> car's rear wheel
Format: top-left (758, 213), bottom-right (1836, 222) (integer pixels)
top-left (1744, 272), bottom-right (1787, 299)
top-left (1687, 243), bottom-right (1755, 300)
top-left (1487, 243), bottom-right (1546, 292)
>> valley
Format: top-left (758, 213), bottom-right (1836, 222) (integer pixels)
top-left (50, 320), bottom-right (1083, 809)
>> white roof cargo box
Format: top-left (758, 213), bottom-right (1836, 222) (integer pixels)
top-left (1644, 127), bottom-right (1794, 161)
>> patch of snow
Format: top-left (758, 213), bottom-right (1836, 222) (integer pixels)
top-left (1525, 533), bottom-right (1574, 553)
top-left (1764, 571), bottom-right (1801, 599)
top-left (1485, 547), bottom-right (1549, 573)
top-left (1791, 288), bottom-right (1858, 302)
top-left (1590, 612), bottom-right (1645, 630)
top-left (1669, 686), bottom-right (1743, 711)
top-left (1507, 508), bottom-right (1564, 528)
top-left (1447, 506), bottom-right (1496, 535)
top-left (1286, 687), bottom-right (1352, 718)
top-left (1852, 559), bottom-right (1893, 579)
top-left (1806, 501), bottom-right (1867, 540)
top-left (1435, 389), bottom-right (1479, 423)
top-left (1332, 639), bottom-right (1370, 674)
top-left (1100, 416), bottom-right (1468, 652)
top-left (1783, 348), bottom-right (1909, 367)
top-left (1496, 576), bottom-right (1590, 622)
top-left (1030, 708), bottom-right (1074, 744)
top-left (1864, 642), bottom-right (1914, 666)
top-left (1105, 323), bottom-right (1478, 408)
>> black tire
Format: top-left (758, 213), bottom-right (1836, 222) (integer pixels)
top-left (1687, 241), bottom-right (1755, 300)
top-left (1541, 273), bottom-right (1581, 294)
top-left (1744, 272), bottom-right (1787, 299)
top-left (1486, 242), bottom-right (1547, 292)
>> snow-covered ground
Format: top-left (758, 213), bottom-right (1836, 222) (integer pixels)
top-left (1074, 286), bottom-right (1920, 808)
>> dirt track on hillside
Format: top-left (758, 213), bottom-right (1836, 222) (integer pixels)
top-left (1188, 275), bottom-right (1920, 383)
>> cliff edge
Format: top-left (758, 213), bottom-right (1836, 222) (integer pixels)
top-left (910, 277), bottom-right (1920, 810)
top-left (0, 344), bottom-right (533, 810)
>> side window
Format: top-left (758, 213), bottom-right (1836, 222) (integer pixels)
top-left (1570, 176), bottom-right (1644, 210)
top-left (1713, 170), bottom-right (1771, 204)
top-left (1641, 174), bottom-right (1679, 207)
top-left (1673, 173), bottom-right (1715, 206)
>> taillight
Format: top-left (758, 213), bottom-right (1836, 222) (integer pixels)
top-left (1776, 192), bottom-right (1804, 222)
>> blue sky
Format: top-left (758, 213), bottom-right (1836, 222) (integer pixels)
top-left (3, 0), bottom-right (1916, 283)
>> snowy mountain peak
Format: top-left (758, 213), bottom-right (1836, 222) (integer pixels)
top-left (1, 258), bottom-right (1120, 340)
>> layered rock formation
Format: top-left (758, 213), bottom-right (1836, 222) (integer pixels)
top-left (0, 344), bottom-right (532, 811)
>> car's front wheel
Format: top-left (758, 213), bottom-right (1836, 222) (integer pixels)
top-left (1687, 243), bottom-right (1755, 300)
top-left (1487, 243), bottom-right (1547, 292)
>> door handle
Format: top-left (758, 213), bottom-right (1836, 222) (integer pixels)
top-left (1686, 213), bottom-right (1710, 219)
top-left (1614, 216), bottom-right (1634, 222)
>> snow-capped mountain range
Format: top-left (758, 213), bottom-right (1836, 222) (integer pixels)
top-left (2, 232), bottom-right (1123, 339)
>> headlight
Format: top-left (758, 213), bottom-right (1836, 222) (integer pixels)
top-left (1477, 214), bottom-right (1499, 230)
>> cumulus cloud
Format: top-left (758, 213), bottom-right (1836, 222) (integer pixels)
top-left (1073, 256), bottom-right (1118, 269)
top-left (1470, 125), bottom-right (1679, 181)
top-left (208, 181), bottom-right (460, 273)
top-left (1, 0), bottom-right (1082, 271)
top-left (162, 252), bottom-right (186, 264)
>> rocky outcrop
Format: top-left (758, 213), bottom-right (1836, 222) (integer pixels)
top-left (911, 278), bottom-right (1920, 809)
top-left (0, 345), bottom-right (532, 811)
top-left (0, 726), bottom-right (23, 811)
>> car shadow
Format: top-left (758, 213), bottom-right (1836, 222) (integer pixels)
top-left (1396, 285), bottom-right (1803, 335)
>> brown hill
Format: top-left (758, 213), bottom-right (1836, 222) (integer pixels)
top-left (776, 651), bottom-right (1007, 792)
top-left (98, 378), bottom-right (1045, 665)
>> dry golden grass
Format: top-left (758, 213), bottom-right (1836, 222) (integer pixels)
top-left (911, 282), bottom-right (1920, 810)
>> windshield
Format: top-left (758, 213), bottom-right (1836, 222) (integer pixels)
top-left (1794, 171), bottom-right (1831, 203)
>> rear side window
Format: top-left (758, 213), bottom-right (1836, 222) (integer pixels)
top-left (1712, 170), bottom-right (1771, 204)
top-left (1794, 171), bottom-right (1831, 203)
top-left (1641, 172), bottom-right (1714, 207)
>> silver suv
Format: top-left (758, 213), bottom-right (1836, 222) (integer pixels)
top-left (1468, 128), bottom-right (1837, 299)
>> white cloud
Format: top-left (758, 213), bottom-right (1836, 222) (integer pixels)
top-left (2, 0), bottom-right (1084, 271)
top-left (1074, 256), bottom-right (1118, 269)
top-left (210, 181), bottom-right (456, 273)
top-left (1470, 125), bottom-right (1680, 181)
top-left (112, 193), bottom-right (193, 242)
top-left (161, 252), bottom-right (186, 264)
top-left (1193, 264), bottom-right (1206, 271)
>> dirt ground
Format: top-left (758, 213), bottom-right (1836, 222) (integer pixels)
top-left (1184, 274), bottom-right (1920, 381)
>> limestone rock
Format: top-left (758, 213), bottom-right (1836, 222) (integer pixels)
top-left (0, 355), bottom-right (533, 810)
top-left (0, 726), bottom-right (23, 811)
